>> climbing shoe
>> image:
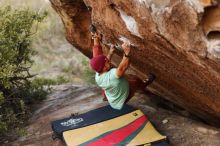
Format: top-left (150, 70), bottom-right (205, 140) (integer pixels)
top-left (103, 97), bottom-right (108, 101)
top-left (143, 73), bottom-right (156, 86)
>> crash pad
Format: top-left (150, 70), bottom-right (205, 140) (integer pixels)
top-left (51, 104), bottom-right (169, 146)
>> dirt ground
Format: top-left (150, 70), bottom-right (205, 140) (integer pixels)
top-left (5, 84), bottom-right (220, 146)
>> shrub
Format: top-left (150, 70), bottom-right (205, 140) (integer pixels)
top-left (0, 6), bottom-right (47, 136)
top-left (82, 59), bottom-right (96, 84)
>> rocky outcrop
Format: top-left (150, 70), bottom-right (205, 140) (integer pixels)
top-left (49, 0), bottom-right (220, 126)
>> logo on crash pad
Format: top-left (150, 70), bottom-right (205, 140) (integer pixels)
top-left (61, 118), bottom-right (84, 127)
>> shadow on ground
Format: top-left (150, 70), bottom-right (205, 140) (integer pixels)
top-left (6, 84), bottom-right (220, 146)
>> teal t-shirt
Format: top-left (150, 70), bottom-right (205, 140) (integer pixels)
top-left (95, 68), bottom-right (129, 110)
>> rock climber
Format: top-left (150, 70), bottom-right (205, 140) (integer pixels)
top-left (89, 24), bottom-right (155, 110)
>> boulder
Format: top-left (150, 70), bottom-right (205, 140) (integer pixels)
top-left (49, 0), bottom-right (220, 126)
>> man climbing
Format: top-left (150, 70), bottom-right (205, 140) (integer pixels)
top-left (89, 25), bottom-right (155, 110)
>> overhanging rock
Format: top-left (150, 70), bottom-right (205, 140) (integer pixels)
top-left (50, 0), bottom-right (220, 126)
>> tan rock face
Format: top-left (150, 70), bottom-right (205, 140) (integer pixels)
top-left (50, 0), bottom-right (220, 126)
